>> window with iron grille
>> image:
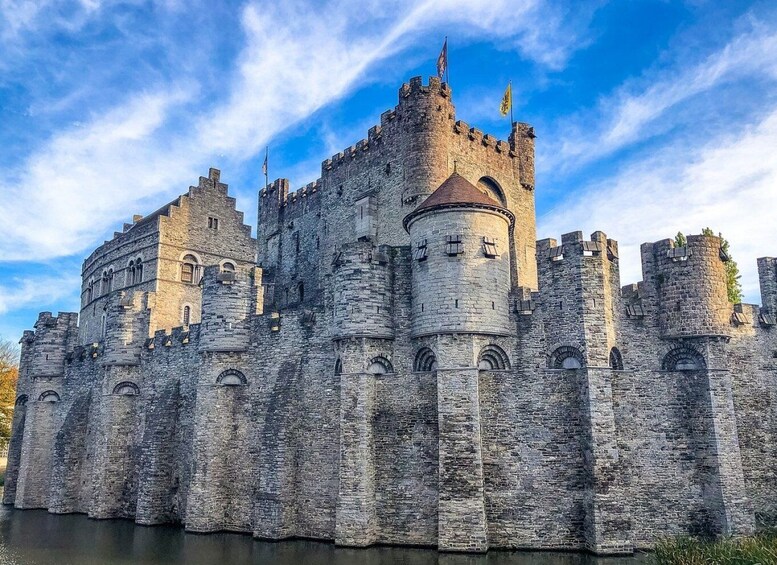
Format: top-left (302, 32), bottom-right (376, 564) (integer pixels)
top-left (446, 235), bottom-right (463, 256)
top-left (413, 239), bottom-right (428, 261)
top-left (483, 236), bottom-right (498, 258)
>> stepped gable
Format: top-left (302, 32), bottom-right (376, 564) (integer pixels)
top-left (404, 172), bottom-right (512, 230)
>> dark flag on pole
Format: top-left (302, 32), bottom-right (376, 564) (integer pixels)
top-left (262, 146), bottom-right (269, 193)
top-left (437, 37), bottom-right (448, 81)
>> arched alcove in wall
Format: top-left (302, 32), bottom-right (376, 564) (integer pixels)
top-left (549, 346), bottom-right (585, 370)
top-left (609, 347), bottom-right (624, 370)
top-left (367, 356), bottom-right (393, 375)
top-left (217, 369), bottom-right (248, 385)
top-left (478, 344), bottom-right (511, 370)
top-left (662, 347), bottom-right (706, 371)
top-left (477, 176), bottom-right (507, 206)
top-left (414, 347), bottom-right (437, 372)
top-left (38, 390), bottom-right (60, 402)
top-left (113, 381), bottom-right (140, 396)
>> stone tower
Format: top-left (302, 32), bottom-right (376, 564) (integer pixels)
top-left (404, 173), bottom-right (514, 552)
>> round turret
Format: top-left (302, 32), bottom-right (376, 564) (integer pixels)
top-left (404, 173), bottom-right (514, 338)
top-left (29, 312), bottom-right (78, 378)
top-left (651, 234), bottom-right (730, 337)
top-left (394, 76), bottom-right (455, 206)
top-left (332, 242), bottom-right (395, 339)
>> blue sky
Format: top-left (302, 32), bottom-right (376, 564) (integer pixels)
top-left (1, 0), bottom-right (776, 342)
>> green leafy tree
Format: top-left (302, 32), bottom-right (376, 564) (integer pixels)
top-left (0, 338), bottom-right (19, 440)
top-left (702, 227), bottom-right (743, 304)
top-left (674, 232), bottom-right (687, 247)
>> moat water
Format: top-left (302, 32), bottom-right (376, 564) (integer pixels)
top-left (0, 504), bottom-right (650, 565)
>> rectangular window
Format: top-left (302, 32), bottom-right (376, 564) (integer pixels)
top-left (446, 235), bottom-right (463, 256)
top-left (483, 236), bottom-right (498, 258)
top-left (413, 239), bottom-right (428, 261)
top-left (208, 217), bottom-right (219, 230)
top-left (181, 263), bottom-right (194, 284)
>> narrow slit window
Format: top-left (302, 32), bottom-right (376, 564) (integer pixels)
top-left (446, 235), bottom-right (464, 256)
top-left (208, 217), bottom-right (219, 230)
top-left (483, 237), bottom-right (498, 258)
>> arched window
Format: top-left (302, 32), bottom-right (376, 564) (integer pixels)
top-left (334, 358), bottom-right (343, 376)
top-left (101, 271), bottom-right (109, 294)
top-left (181, 254), bottom-right (200, 284)
top-left (38, 390), bottom-right (60, 402)
top-left (478, 344), bottom-right (510, 370)
top-left (221, 261), bottom-right (235, 273)
top-left (477, 176), bottom-right (507, 206)
top-left (107, 269), bottom-right (114, 292)
top-left (549, 346), bottom-right (585, 370)
top-left (662, 347), bottom-right (706, 371)
top-left (298, 282), bottom-right (304, 304)
top-left (113, 382), bottom-right (139, 396)
top-left (15, 394), bottom-right (28, 406)
top-left (127, 260), bottom-right (135, 286)
top-left (135, 258), bottom-right (143, 284)
top-left (367, 356), bottom-right (393, 375)
top-left (217, 369), bottom-right (247, 386)
top-left (85, 283), bottom-right (92, 305)
top-left (414, 347), bottom-right (437, 372)
top-left (609, 347), bottom-right (624, 370)
top-left (182, 305), bottom-right (191, 326)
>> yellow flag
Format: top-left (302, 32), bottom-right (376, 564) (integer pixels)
top-left (499, 82), bottom-right (512, 117)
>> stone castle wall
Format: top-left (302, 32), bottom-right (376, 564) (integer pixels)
top-left (5, 75), bottom-right (777, 555)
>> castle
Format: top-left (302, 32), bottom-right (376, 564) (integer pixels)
top-left (4, 75), bottom-right (777, 555)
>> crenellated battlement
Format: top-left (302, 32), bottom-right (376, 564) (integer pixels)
top-left (398, 75), bottom-right (451, 100)
top-left (145, 323), bottom-right (200, 351)
top-left (27, 312), bottom-right (79, 378)
top-left (258, 75), bottom-right (530, 227)
top-left (537, 230), bottom-right (618, 263)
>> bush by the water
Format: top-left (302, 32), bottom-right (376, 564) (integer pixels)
top-left (653, 531), bottom-right (777, 564)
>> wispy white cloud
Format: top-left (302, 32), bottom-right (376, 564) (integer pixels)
top-left (0, 0), bottom-right (592, 262)
top-left (544, 22), bottom-right (777, 172)
top-left (0, 274), bottom-right (81, 315)
top-left (539, 107), bottom-right (777, 303)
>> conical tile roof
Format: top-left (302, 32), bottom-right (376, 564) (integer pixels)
top-left (403, 172), bottom-right (512, 231)
top-left (414, 172), bottom-right (501, 212)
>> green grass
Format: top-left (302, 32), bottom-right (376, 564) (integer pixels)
top-left (653, 531), bottom-right (777, 564)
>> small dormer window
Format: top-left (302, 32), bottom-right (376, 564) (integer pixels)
top-left (483, 237), bottom-right (498, 258)
top-left (446, 235), bottom-right (463, 256)
top-left (413, 239), bottom-right (428, 261)
top-left (208, 217), bottom-right (219, 230)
